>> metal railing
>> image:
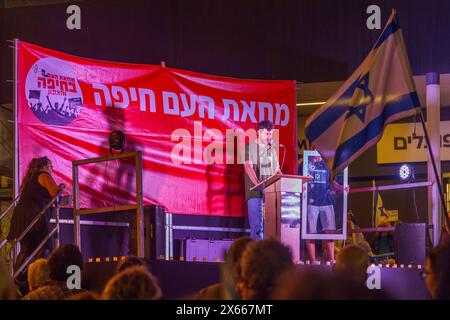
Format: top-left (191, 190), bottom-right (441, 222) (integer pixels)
top-left (0, 194), bottom-right (20, 222)
top-left (1, 187), bottom-right (64, 278)
top-left (0, 195), bottom-right (21, 251)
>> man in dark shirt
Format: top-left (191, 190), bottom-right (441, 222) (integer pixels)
top-left (244, 120), bottom-right (281, 240)
top-left (305, 156), bottom-right (336, 263)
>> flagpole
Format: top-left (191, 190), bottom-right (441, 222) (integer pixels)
top-left (372, 180), bottom-right (376, 228)
top-left (13, 38), bottom-right (19, 200)
top-left (418, 110), bottom-right (450, 238)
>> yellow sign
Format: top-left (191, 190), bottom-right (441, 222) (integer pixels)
top-left (377, 122), bottom-right (450, 164)
top-left (387, 209), bottom-right (399, 223)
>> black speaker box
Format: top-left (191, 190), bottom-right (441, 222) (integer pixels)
top-left (129, 205), bottom-right (166, 259)
top-left (395, 223), bottom-right (426, 265)
top-left (57, 205), bottom-right (165, 261)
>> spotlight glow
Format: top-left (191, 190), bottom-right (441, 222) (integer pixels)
top-left (399, 164), bottom-right (411, 181)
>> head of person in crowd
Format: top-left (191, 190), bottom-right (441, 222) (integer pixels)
top-left (116, 256), bottom-right (149, 274)
top-left (334, 244), bottom-right (370, 284)
top-left (357, 241), bottom-right (374, 256)
top-left (47, 244), bottom-right (83, 282)
top-left (28, 258), bottom-right (50, 292)
top-left (239, 239), bottom-right (293, 300)
top-left (66, 291), bottom-right (100, 300)
top-left (102, 266), bottom-right (162, 300)
top-left (229, 236), bottom-right (254, 276)
top-left (423, 242), bottom-right (450, 299)
top-left (222, 236), bottom-right (254, 299)
top-left (189, 237), bottom-right (254, 300)
top-left (272, 268), bottom-right (384, 300)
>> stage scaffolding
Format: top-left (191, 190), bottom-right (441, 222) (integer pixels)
top-left (72, 151), bottom-right (144, 257)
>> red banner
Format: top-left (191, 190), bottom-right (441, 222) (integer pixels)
top-left (17, 41), bottom-right (296, 217)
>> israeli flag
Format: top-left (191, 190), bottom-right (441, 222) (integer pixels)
top-left (305, 10), bottom-right (420, 176)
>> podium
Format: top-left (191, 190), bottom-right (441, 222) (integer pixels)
top-left (250, 174), bottom-right (311, 263)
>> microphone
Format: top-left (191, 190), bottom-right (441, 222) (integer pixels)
top-left (268, 139), bottom-right (284, 148)
top-left (271, 140), bottom-right (286, 172)
top-left (279, 144), bottom-right (286, 172)
top-left (260, 139), bottom-right (277, 156)
top-left (260, 140), bottom-right (286, 172)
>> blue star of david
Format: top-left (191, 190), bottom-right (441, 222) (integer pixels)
top-left (378, 205), bottom-right (388, 217)
top-left (345, 73), bottom-right (374, 123)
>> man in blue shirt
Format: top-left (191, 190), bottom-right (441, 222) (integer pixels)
top-left (305, 156), bottom-right (336, 263)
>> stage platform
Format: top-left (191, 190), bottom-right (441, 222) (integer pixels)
top-left (83, 259), bottom-right (430, 300)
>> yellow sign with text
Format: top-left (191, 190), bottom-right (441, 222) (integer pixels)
top-left (377, 122), bottom-right (450, 164)
top-left (387, 210), bottom-right (399, 223)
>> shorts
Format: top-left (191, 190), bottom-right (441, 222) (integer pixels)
top-left (307, 205), bottom-right (336, 233)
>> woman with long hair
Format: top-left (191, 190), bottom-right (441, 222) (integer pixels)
top-left (7, 157), bottom-right (65, 275)
top-left (19, 158), bottom-right (39, 194)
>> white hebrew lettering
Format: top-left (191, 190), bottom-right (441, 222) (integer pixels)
top-left (198, 95), bottom-right (215, 119)
top-left (222, 99), bottom-right (240, 121)
top-left (258, 102), bottom-right (274, 122)
top-left (92, 83), bottom-right (112, 107)
top-left (138, 88), bottom-right (156, 112)
top-left (180, 93), bottom-right (196, 117)
top-left (163, 91), bottom-right (180, 115)
top-left (240, 100), bottom-right (257, 123)
top-left (129, 87), bottom-right (138, 101)
top-left (275, 103), bottom-right (290, 126)
top-left (111, 86), bottom-right (129, 108)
